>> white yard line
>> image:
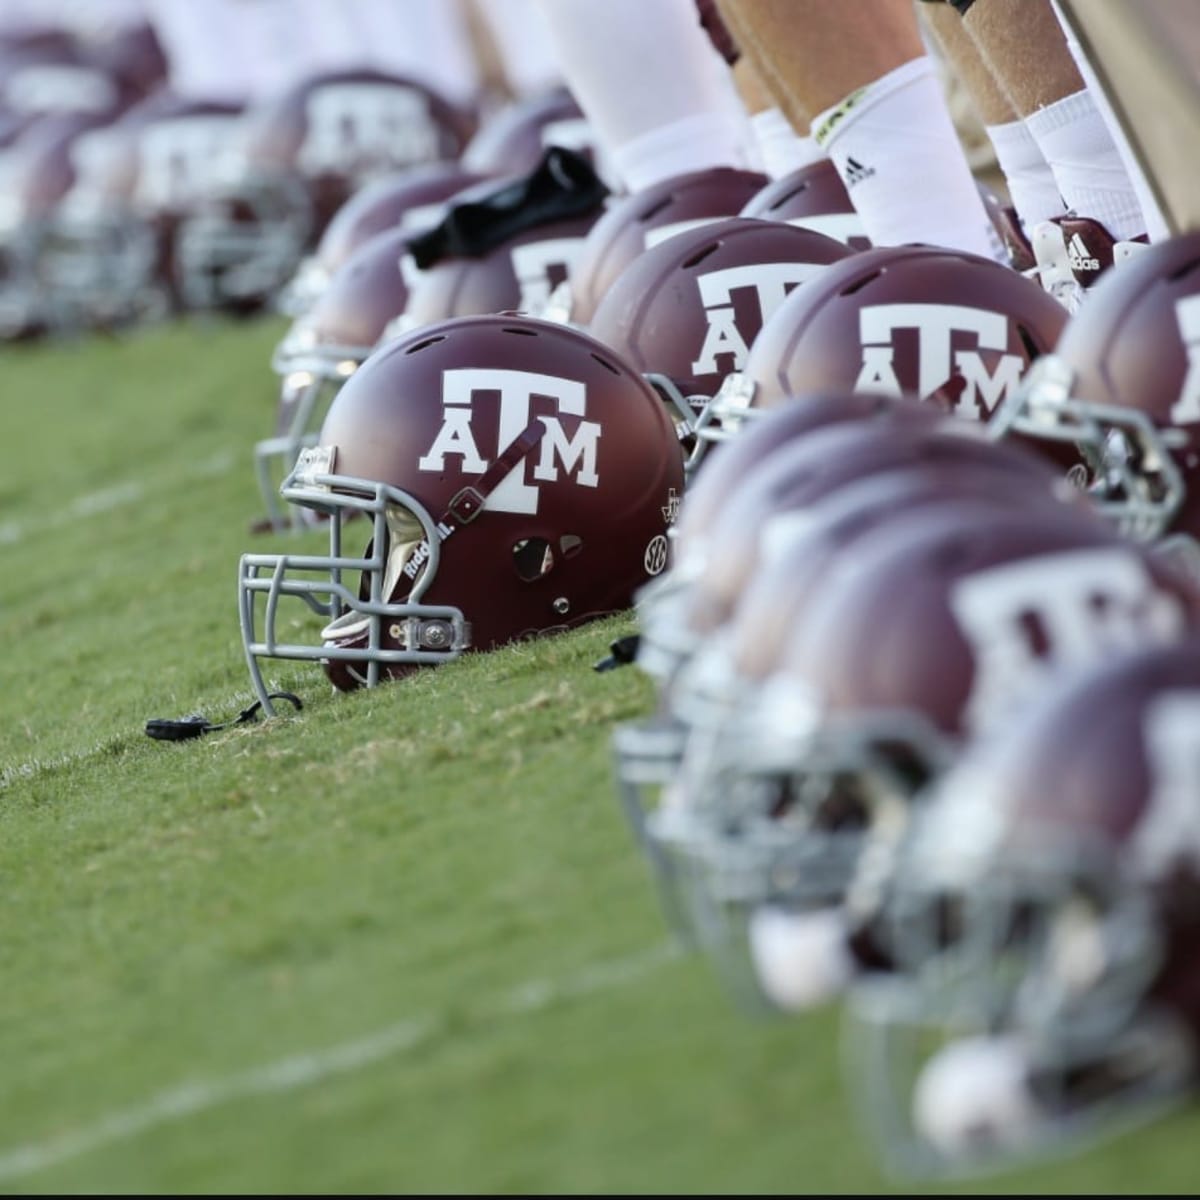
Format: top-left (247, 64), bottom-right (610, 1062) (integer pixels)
top-left (0, 451), bottom-right (236, 547)
top-left (0, 942), bottom-right (681, 1182)
top-left (0, 747), bottom-right (92, 791)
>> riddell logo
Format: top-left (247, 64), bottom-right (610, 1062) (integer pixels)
top-left (842, 156), bottom-right (875, 188)
top-left (1067, 233), bottom-right (1100, 273)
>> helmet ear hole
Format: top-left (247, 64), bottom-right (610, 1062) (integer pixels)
top-left (513, 537), bottom-right (556, 581)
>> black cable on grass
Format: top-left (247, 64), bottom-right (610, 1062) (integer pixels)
top-left (145, 693), bottom-right (303, 741)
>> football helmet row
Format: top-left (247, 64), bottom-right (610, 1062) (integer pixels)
top-left (604, 229), bottom-right (1200, 1179)
top-left (0, 62), bottom-right (477, 335)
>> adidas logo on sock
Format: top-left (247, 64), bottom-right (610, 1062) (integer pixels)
top-left (1067, 232), bottom-right (1100, 272)
top-left (842, 155), bottom-right (876, 187)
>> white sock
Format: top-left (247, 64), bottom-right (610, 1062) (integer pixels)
top-left (986, 119), bottom-right (1065, 231)
top-left (474, 0), bottom-right (564, 98)
top-left (1024, 88), bottom-right (1147, 241)
top-left (752, 107), bottom-right (825, 180)
top-left (811, 56), bottom-right (1002, 260)
top-left (537, 0), bottom-right (756, 193)
top-left (610, 112), bottom-right (754, 194)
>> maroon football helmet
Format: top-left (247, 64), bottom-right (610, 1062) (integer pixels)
top-left (278, 161), bottom-right (488, 318)
top-left (651, 504), bottom-right (1200, 1018)
top-left (83, 19), bottom-right (167, 104)
top-left (615, 411), bottom-right (1080, 922)
top-left (176, 69), bottom-right (474, 310)
top-left (635, 397), bottom-right (939, 686)
top-left (461, 86), bottom-right (608, 183)
top-left (993, 231), bottom-right (1200, 546)
top-left (587, 216), bottom-right (854, 434)
top-left (670, 392), bottom-right (919, 570)
top-left (0, 108), bottom-right (118, 336)
top-left (616, 433), bottom-right (1100, 968)
top-left (258, 225), bottom-right (420, 532)
top-left (39, 92), bottom-right (244, 325)
top-left (637, 410), bottom-right (1086, 695)
top-left (848, 637), bottom-right (1200, 1176)
top-left (0, 25), bottom-right (134, 147)
top-left (693, 243), bottom-right (1071, 465)
top-left (399, 166), bottom-right (607, 332)
top-left (239, 314), bottom-right (685, 710)
top-left (738, 158), bottom-right (869, 251)
top-left (554, 165), bottom-right (768, 325)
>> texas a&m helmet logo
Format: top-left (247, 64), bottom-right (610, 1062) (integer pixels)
top-left (855, 303), bottom-right (1029, 419)
top-left (692, 262), bottom-right (825, 376)
top-left (298, 83), bottom-right (440, 175)
top-left (510, 239), bottom-right (586, 313)
top-left (1169, 294), bottom-right (1200, 425)
top-left (950, 546), bottom-right (1184, 734)
top-left (1138, 688), bottom-right (1200, 876)
top-left (418, 368), bottom-right (601, 514)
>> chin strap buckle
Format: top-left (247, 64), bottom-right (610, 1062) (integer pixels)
top-left (593, 634), bottom-right (641, 673)
top-left (145, 692), bottom-right (304, 741)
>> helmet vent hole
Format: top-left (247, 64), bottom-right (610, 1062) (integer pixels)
top-left (641, 196), bottom-right (673, 222)
top-left (503, 326), bottom-right (538, 337)
top-left (681, 243), bottom-right (720, 270)
top-left (932, 541), bottom-right (973, 572)
top-left (513, 537), bottom-right (555, 581)
top-left (840, 269), bottom-right (881, 296)
top-left (773, 183), bottom-right (809, 209)
top-left (405, 335), bottom-right (446, 354)
top-left (1016, 323), bottom-right (1041, 360)
top-left (559, 533), bottom-right (583, 559)
top-left (1167, 256), bottom-right (1200, 283)
top-left (590, 352), bottom-right (619, 375)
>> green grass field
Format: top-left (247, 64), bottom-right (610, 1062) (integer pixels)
top-left (2, 316), bottom-right (1198, 1193)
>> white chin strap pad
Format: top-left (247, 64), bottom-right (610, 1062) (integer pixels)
top-left (748, 905), bottom-right (854, 1012)
top-left (913, 1034), bottom-right (1044, 1160)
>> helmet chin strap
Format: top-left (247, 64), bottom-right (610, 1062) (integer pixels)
top-left (145, 692), bottom-right (304, 741)
top-left (435, 417), bottom-right (548, 531)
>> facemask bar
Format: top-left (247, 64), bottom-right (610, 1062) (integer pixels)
top-left (687, 372), bottom-right (766, 475)
top-left (239, 454), bottom-right (467, 715)
top-left (276, 253), bottom-right (330, 319)
top-left (612, 716), bottom-right (689, 852)
top-left (0, 220), bottom-right (48, 337)
top-left (632, 558), bottom-right (718, 687)
top-left (611, 638), bottom-right (750, 942)
top-left (255, 345), bottom-right (368, 533)
top-left (843, 818), bottom-right (1191, 1179)
top-left (651, 697), bottom-right (954, 961)
top-left (662, 747), bottom-right (917, 915)
top-left (652, 803), bottom-right (865, 1016)
top-left (642, 372), bottom-right (708, 469)
top-left (614, 639), bottom-right (749, 855)
top-left (883, 828), bottom-right (1164, 1040)
top-left (40, 207), bottom-right (162, 329)
top-left (991, 354), bottom-right (1188, 541)
top-left (846, 969), bottom-right (1195, 1182)
top-left (176, 169), bottom-right (313, 310)
top-left (844, 849), bottom-right (1190, 1185)
top-left (610, 716), bottom-right (701, 943)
